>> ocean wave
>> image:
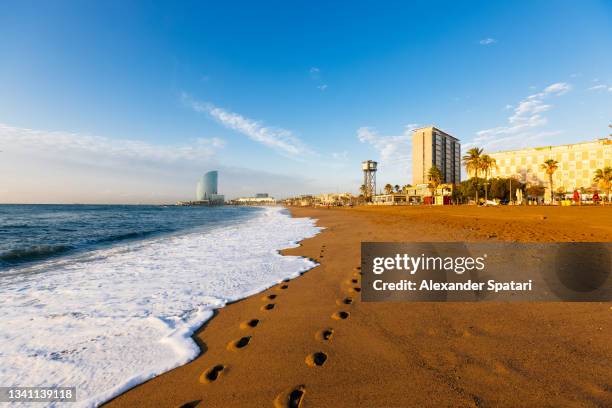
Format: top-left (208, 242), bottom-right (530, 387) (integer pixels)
top-left (0, 244), bottom-right (73, 264)
top-left (95, 230), bottom-right (162, 244)
top-left (0, 207), bottom-right (320, 408)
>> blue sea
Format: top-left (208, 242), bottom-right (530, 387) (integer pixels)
top-left (0, 204), bottom-right (320, 407)
top-left (0, 204), bottom-right (258, 272)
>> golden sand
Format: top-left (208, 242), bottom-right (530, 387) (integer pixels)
top-left (106, 205), bottom-right (612, 408)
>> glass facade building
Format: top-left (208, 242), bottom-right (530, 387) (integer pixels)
top-left (196, 171), bottom-right (223, 203)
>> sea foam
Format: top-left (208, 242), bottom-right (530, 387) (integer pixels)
top-left (0, 207), bottom-right (320, 407)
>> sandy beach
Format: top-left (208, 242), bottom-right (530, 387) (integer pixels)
top-left (106, 205), bottom-right (612, 408)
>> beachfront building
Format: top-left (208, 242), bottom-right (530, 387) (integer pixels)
top-left (316, 192), bottom-right (356, 206)
top-left (483, 138), bottom-right (612, 199)
top-left (230, 195), bottom-right (277, 205)
top-left (412, 126), bottom-right (461, 186)
top-left (283, 195), bottom-right (315, 207)
top-left (372, 184), bottom-right (453, 205)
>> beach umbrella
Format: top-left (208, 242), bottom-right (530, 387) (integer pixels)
top-left (573, 190), bottom-right (580, 202)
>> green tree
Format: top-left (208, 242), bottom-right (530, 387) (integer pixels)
top-left (479, 154), bottom-right (497, 202)
top-left (593, 166), bottom-right (612, 203)
top-left (384, 183), bottom-right (393, 194)
top-left (394, 184), bottom-right (401, 193)
top-left (527, 184), bottom-right (545, 199)
top-left (462, 147), bottom-right (483, 203)
top-left (427, 166), bottom-right (442, 199)
top-left (359, 184), bottom-right (369, 202)
top-left (540, 159), bottom-right (559, 203)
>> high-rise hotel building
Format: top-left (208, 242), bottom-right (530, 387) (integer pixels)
top-left (412, 126), bottom-right (461, 185)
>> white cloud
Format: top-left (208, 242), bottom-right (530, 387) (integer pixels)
top-left (472, 82), bottom-right (571, 151)
top-left (588, 84), bottom-right (607, 90)
top-left (541, 82), bottom-right (571, 95)
top-left (309, 67), bottom-right (329, 91)
top-left (0, 123), bottom-right (320, 203)
top-left (183, 94), bottom-right (311, 158)
top-left (479, 38), bottom-right (497, 45)
top-left (0, 123), bottom-right (223, 163)
top-left (357, 124), bottom-right (419, 185)
top-left (587, 84), bottom-right (612, 92)
top-left (331, 151), bottom-right (348, 161)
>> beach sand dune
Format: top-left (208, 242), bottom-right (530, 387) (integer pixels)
top-left (106, 206), bottom-right (612, 408)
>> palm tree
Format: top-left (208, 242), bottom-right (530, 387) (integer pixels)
top-left (593, 166), bottom-right (612, 204)
top-left (394, 184), bottom-right (401, 193)
top-left (359, 184), bottom-right (368, 201)
top-left (427, 166), bottom-right (442, 201)
top-left (479, 154), bottom-right (497, 202)
top-left (540, 159), bottom-right (559, 204)
top-left (384, 183), bottom-right (393, 195)
top-left (462, 147), bottom-right (483, 203)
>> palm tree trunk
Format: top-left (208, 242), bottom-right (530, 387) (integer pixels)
top-left (549, 174), bottom-right (554, 204)
top-left (474, 171), bottom-right (479, 204)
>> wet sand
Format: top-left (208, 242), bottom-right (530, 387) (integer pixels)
top-left (106, 205), bottom-right (612, 408)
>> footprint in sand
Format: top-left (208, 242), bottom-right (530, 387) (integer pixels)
top-left (274, 385), bottom-right (306, 408)
top-left (262, 303), bottom-right (276, 311)
top-left (227, 336), bottom-right (251, 351)
top-left (178, 400), bottom-right (202, 407)
top-left (199, 364), bottom-right (226, 384)
top-left (315, 328), bottom-right (334, 341)
top-left (332, 311), bottom-right (350, 320)
top-left (277, 279), bottom-right (290, 290)
top-left (240, 319), bottom-right (260, 329)
top-left (262, 294), bottom-right (277, 301)
top-left (335, 297), bottom-right (353, 306)
top-left (305, 352), bottom-right (328, 367)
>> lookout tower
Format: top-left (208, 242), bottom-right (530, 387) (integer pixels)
top-left (362, 160), bottom-right (377, 198)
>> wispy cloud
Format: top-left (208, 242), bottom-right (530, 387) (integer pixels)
top-left (587, 84), bottom-right (612, 92)
top-left (183, 94), bottom-right (311, 158)
top-left (357, 124), bottom-right (419, 184)
top-left (331, 151), bottom-right (348, 161)
top-left (479, 38), bottom-right (497, 45)
top-left (0, 123), bottom-right (224, 163)
top-left (309, 66), bottom-right (329, 91)
top-left (0, 122), bottom-right (322, 203)
top-left (471, 82), bottom-right (571, 150)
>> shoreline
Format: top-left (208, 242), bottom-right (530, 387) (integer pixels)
top-left (107, 205), bottom-right (612, 408)
top-left (0, 206), bottom-right (319, 408)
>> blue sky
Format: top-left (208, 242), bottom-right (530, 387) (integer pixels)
top-left (1, 0), bottom-right (611, 203)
